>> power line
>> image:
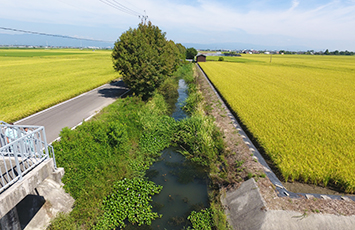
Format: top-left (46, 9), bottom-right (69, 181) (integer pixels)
top-left (111, 0), bottom-right (142, 15)
top-left (118, 0), bottom-right (144, 15)
top-left (99, 0), bottom-right (141, 16)
top-left (0, 27), bottom-right (114, 43)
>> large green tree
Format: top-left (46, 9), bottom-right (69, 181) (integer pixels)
top-left (176, 43), bottom-right (187, 59)
top-left (112, 22), bottom-right (180, 100)
top-left (186, 47), bottom-right (198, 59)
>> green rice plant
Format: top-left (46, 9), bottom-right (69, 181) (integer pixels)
top-left (199, 54), bottom-right (355, 192)
top-left (0, 49), bottom-right (118, 122)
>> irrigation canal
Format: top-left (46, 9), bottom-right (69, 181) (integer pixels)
top-left (127, 79), bottom-right (209, 229)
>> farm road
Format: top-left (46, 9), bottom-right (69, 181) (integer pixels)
top-left (15, 80), bottom-right (129, 143)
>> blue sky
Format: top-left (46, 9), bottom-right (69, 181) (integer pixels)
top-left (0, 0), bottom-right (354, 50)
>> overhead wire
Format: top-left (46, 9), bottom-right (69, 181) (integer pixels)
top-left (117, 0), bottom-right (144, 15)
top-left (98, 0), bottom-right (141, 17)
top-left (1, 0), bottom-right (145, 45)
top-left (111, 0), bottom-right (142, 15)
top-left (0, 27), bottom-right (114, 43)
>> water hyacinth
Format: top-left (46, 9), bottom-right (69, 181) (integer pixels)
top-left (96, 177), bottom-right (162, 229)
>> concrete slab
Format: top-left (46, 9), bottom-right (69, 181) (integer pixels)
top-left (221, 179), bottom-right (355, 230)
top-left (24, 178), bottom-right (74, 230)
top-left (221, 178), bottom-right (267, 230)
top-left (261, 210), bottom-right (355, 230)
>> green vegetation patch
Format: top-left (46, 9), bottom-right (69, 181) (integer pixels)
top-left (96, 178), bottom-right (162, 229)
top-left (49, 64), bottom-right (229, 229)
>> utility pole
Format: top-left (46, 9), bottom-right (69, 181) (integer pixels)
top-left (139, 10), bottom-right (148, 25)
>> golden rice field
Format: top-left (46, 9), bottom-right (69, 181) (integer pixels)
top-left (199, 54), bottom-right (355, 192)
top-left (0, 49), bottom-right (118, 122)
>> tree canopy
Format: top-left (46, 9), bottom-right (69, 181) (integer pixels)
top-left (112, 22), bottom-right (182, 100)
top-left (186, 47), bottom-right (198, 59)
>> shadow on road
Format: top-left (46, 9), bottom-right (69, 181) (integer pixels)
top-left (98, 88), bottom-right (128, 98)
top-left (97, 80), bottom-right (130, 99)
top-left (110, 80), bottom-right (127, 88)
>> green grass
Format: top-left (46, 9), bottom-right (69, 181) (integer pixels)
top-left (0, 49), bottom-right (118, 122)
top-left (199, 54), bottom-right (355, 192)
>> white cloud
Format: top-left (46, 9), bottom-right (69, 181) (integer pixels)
top-left (0, 0), bottom-right (354, 50)
top-left (145, 0), bottom-right (355, 44)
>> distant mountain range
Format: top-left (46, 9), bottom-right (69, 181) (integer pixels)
top-left (0, 33), bottom-right (312, 51)
top-left (0, 33), bottom-right (114, 48)
top-left (182, 42), bottom-right (312, 52)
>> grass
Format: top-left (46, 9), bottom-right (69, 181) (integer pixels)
top-left (50, 95), bottom-right (174, 229)
top-left (199, 54), bottom-right (355, 193)
top-left (0, 49), bottom-right (118, 122)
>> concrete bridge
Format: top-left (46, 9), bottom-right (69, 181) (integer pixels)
top-left (0, 121), bottom-right (66, 229)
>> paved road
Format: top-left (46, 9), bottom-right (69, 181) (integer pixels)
top-left (14, 80), bottom-right (129, 143)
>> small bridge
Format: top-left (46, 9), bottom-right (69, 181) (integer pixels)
top-left (0, 121), bottom-right (63, 229)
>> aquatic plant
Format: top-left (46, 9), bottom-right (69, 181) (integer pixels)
top-left (96, 178), bottom-right (162, 229)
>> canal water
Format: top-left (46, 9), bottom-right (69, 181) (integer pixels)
top-left (127, 79), bottom-right (209, 229)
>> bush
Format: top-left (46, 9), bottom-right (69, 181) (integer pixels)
top-left (218, 57), bottom-right (224, 61)
top-left (186, 47), bottom-right (198, 59)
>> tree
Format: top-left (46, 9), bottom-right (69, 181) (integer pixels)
top-left (186, 47), bottom-right (198, 59)
top-left (176, 43), bottom-right (186, 59)
top-left (324, 49), bottom-right (330, 55)
top-left (112, 22), bottom-right (180, 100)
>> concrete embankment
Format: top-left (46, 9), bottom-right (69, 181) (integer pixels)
top-left (221, 179), bottom-right (355, 230)
top-left (0, 159), bottom-right (74, 230)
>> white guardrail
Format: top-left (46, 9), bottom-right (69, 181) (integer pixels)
top-left (0, 121), bottom-right (56, 193)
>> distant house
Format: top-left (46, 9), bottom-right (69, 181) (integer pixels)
top-left (196, 54), bottom-right (206, 62)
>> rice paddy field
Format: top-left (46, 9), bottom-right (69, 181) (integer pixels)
top-left (199, 54), bottom-right (355, 193)
top-left (0, 49), bottom-right (118, 122)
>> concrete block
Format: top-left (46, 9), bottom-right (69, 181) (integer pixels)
top-left (24, 178), bottom-right (74, 230)
top-left (261, 210), bottom-right (355, 230)
top-left (221, 179), bottom-right (355, 230)
top-left (0, 159), bottom-right (54, 219)
top-left (221, 178), bottom-right (267, 230)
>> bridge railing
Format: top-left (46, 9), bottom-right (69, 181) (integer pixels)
top-left (0, 121), bottom-right (56, 193)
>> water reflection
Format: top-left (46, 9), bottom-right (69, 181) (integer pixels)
top-left (147, 147), bottom-right (209, 230)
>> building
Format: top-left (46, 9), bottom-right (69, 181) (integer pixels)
top-left (196, 54), bottom-right (206, 62)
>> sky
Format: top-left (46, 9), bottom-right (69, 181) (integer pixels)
top-left (0, 0), bottom-right (355, 51)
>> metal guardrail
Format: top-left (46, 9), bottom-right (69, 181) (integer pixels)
top-left (0, 121), bottom-right (56, 193)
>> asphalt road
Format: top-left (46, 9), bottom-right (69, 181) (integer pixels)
top-left (14, 80), bottom-right (129, 143)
